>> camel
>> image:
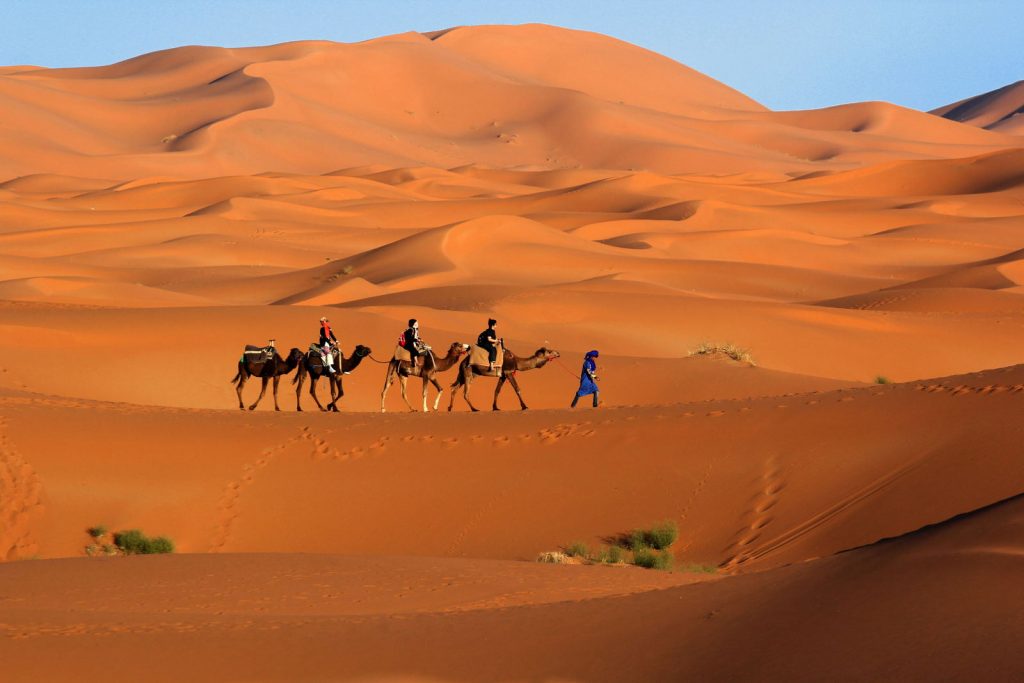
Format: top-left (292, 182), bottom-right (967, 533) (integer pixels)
top-left (380, 341), bottom-right (470, 413)
top-left (293, 344), bottom-right (372, 412)
top-left (448, 346), bottom-right (560, 412)
top-left (230, 346), bottom-right (304, 411)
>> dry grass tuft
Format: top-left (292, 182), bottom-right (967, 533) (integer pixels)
top-left (689, 342), bottom-right (755, 365)
top-left (536, 551), bottom-right (575, 564)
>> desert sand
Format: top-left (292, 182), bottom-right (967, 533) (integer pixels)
top-left (1, 24), bottom-right (1023, 682)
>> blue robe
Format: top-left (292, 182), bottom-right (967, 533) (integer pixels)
top-left (576, 357), bottom-right (598, 397)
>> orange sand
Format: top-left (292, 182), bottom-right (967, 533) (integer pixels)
top-left (1, 24), bottom-right (1023, 682)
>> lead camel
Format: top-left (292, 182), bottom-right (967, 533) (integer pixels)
top-left (448, 347), bottom-right (560, 412)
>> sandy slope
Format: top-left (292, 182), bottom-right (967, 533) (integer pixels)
top-left (932, 80), bottom-right (1024, 134)
top-left (2, 23), bottom-right (1024, 682)
top-left (1, 374), bottom-right (1022, 680)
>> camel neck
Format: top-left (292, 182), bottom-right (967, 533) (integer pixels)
top-left (344, 352), bottom-right (365, 372)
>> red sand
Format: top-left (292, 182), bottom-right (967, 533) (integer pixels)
top-left (1, 24), bottom-right (1023, 682)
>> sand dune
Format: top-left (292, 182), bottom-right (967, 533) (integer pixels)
top-left (2, 25), bottom-right (1020, 181)
top-left (932, 80), bottom-right (1024, 134)
top-left (1, 364), bottom-right (1023, 680)
top-left (2, 23), bottom-right (1024, 682)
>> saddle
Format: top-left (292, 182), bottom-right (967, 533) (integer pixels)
top-left (243, 344), bottom-right (275, 364)
top-left (470, 342), bottom-right (504, 376)
top-left (393, 344), bottom-right (429, 368)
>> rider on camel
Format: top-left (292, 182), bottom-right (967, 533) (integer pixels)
top-left (403, 319), bottom-right (426, 364)
top-left (319, 316), bottom-right (338, 375)
top-left (477, 318), bottom-right (499, 371)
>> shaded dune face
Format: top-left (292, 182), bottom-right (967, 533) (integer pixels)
top-left (932, 80), bottom-right (1024, 134)
top-left (1, 24), bottom-right (1024, 683)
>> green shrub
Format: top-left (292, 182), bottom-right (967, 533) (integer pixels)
top-left (632, 547), bottom-right (656, 568)
top-left (652, 550), bottom-right (674, 571)
top-left (633, 548), bottom-right (673, 571)
top-left (629, 529), bottom-right (648, 552)
top-left (113, 529), bottom-right (174, 555)
top-left (148, 536), bottom-right (175, 554)
top-left (606, 545), bottom-right (623, 564)
top-left (566, 541), bottom-right (589, 558)
top-left (875, 376), bottom-right (891, 384)
top-left (87, 525), bottom-right (108, 539)
top-left (648, 521), bottom-right (678, 550)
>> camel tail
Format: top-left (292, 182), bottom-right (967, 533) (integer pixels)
top-left (230, 363), bottom-right (246, 386)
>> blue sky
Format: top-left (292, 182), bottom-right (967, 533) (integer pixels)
top-left (3, 0), bottom-right (1019, 111)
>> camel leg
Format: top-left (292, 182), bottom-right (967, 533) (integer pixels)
top-left (492, 376), bottom-right (507, 411)
top-left (448, 373), bottom-right (461, 412)
top-left (295, 369), bottom-right (305, 411)
top-left (329, 377), bottom-right (342, 412)
top-left (507, 374), bottom-right (528, 410)
top-left (236, 375), bottom-right (248, 410)
top-left (430, 376), bottom-right (444, 411)
top-left (380, 364), bottom-right (396, 413)
top-left (421, 375), bottom-right (431, 412)
top-left (272, 376), bottom-right (281, 412)
top-left (461, 368), bottom-right (479, 412)
top-left (308, 375), bottom-right (327, 412)
top-left (398, 375), bottom-right (416, 412)
top-left (249, 377), bottom-right (269, 411)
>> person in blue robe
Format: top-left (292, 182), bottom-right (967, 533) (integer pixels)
top-left (570, 350), bottom-right (600, 408)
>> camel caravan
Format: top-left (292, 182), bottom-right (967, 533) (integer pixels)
top-left (230, 317), bottom-right (563, 413)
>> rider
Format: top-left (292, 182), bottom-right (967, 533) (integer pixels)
top-left (403, 318), bottom-right (425, 363)
top-left (477, 318), bottom-right (499, 371)
top-left (319, 316), bottom-right (338, 375)
top-left (571, 350), bottom-right (600, 408)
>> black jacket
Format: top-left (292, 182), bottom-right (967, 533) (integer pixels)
top-left (477, 329), bottom-right (497, 349)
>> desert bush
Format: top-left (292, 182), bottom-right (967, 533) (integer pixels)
top-left (648, 521), bottom-right (678, 550)
top-left (592, 545), bottom-right (624, 564)
top-left (625, 521), bottom-right (679, 551)
top-left (680, 563), bottom-right (718, 574)
top-left (875, 376), bottom-right (891, 384)
top-left (85, 544), bottom-right (99, 556)
top-left (629, 529), bottom-right (648, 552)
top-left (566, 541), bottom-right (589, 558)
top-left (113, 529), bottom-right (175, 555)
top-left (87, 525), bottom-right (108, 539)
top-left (632, 547), bottom-right (656, 568)
top-left (689, 342), bottom-right (755, 365)
top-left (652, 550), bottom-right (674, 571)
top-left (537, 551), bottom-right (572, 564)
top-left (632, 547), bottom-right (673, 571)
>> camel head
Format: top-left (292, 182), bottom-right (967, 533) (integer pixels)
top-left (534, 347), bottom-right (560, 362)
top-left (286, 347), bottom-right (305, 364)
top-left (353, 345), bottom-right (372, 358)
top-left (449, 342), bottom-right (471, 357)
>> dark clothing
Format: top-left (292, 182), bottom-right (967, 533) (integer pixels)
top-left (403, 327), bottom-right (421, 358)
top-left (319, 322), bottom-right (338, 347)
top-left (477, 328), bottom-right (498, 363)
